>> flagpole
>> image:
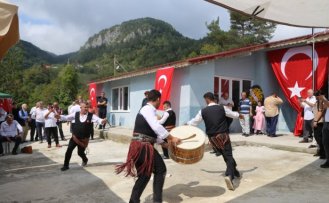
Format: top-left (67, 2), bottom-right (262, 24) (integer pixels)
top-left (312, 28), bottom-right (315, 90)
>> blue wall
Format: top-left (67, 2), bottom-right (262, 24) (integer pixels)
top-left (104, 51), bottom-right (295, 133)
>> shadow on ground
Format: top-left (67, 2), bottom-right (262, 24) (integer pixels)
top-left (0, 150), bottom-right (125, 203)
top-left (145, 181), bottom-right (225, 203)
top-left (228, 159), bottom-right (329, 203)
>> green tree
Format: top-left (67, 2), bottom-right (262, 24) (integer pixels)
top-left (230, 11), bottom-right (276, 45)
top-left (57, 64), bottom-right (79, 107)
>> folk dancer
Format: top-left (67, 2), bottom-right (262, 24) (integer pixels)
top-left (187, 92), bottom-right (243, 190)
top-left (158, 100), bottom-right (176, 159)
top-left (116, 90), bottom-right (180, 203)
top-left (59, 102), bottom-right (106, 171)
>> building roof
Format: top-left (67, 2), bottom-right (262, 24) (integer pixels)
top-left (90, 30), bottom-right (329, 85)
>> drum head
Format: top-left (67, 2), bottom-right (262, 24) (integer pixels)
top-left (170, 125), bottom-right (206, 150)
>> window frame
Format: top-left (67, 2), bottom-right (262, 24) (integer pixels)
top-left (214, 75), bottom-right (253, 99)
top-left (111, 85), bottom-right (130, 112)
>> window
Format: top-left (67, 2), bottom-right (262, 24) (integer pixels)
top-left (111, 86), bottom-right (129, 111)
top-left (214, 76), bottom-right (253, 111)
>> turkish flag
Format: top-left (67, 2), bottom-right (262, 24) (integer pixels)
top-left (155, 67), bottom-right (175, 110)
top-left (0, 98), bottom-right (12, 113)
top-left (267, 42), bottom-right (329, 136)
top-left (89, 83), bottom-right (97, 108)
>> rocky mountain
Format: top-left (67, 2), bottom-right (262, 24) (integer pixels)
top-left (72, 17), bottom-right (200, 71)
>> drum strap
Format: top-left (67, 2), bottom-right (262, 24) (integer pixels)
top-left (209, 133), bottom-right (230, 150)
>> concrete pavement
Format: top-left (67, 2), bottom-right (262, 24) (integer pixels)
top-left (0, 126), bottom-right (328, 203)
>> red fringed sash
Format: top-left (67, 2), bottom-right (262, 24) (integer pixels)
top-left (115, 141), bottom-right (154, 177)
top-left (209, 133), bottom-right (230, 150)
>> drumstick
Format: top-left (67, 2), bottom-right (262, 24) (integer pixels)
top-left (180, 134), bottom-right (196, 141)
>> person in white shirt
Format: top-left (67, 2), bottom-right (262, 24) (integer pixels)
top-left (29, 102), bottom-right (38, 141)
top-left (0, 106), bottom-right (7, 124)
top-left (35, 101), bottom-right (47, 143)
top-left (0, 114), bottom-right (23, 155)
top-left (44, 104), bottom-right (61, 148)
top-left (116, 90), bottom-right (181, 203)
top-left (158, 100), bottom-right (176, 159)
top-left (218, 92), bottom-right (235, 132)
top-left (187, 92), bottom-right (244, 191)
top-left (299, 89), bottom-right (316, 143)
top-left (59, 102), bottom-right (106, 171)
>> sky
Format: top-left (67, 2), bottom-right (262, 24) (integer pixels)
top-left (10, 0), bottom-right (316, 55)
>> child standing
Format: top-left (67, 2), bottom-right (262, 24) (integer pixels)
top-left (253, 101), bottom-right (266, 134)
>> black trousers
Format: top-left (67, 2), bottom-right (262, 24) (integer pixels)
top-left (98, 110), bottom-right (107, 129)
top-left (63, 138), bottom-right (88, 167)
top-left (0, 136), bottom-right (22, 154)
top-left (303, 119), bottom-right (314, 140)
top-left (322, 122), bottom-right (329, 163)
top-left (90, 127), bottom-right (94, 139)
top-left (130, 148), bottom-right (166, 203)
top-left (161, 139), bottom-right (169, 158)
top-left (314, 123), bottom-right (325, 157)
top-left (29, 119), bottom-right (36, 141)
top-left (212, 139), bottom-right (237, 180)
top-left (45, 127), bottom-right (59, 145)
top-left (56, 121), bottom-right (65, 140)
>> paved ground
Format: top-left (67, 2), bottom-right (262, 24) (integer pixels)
top-left (0, 126), bottom-right (328, 203)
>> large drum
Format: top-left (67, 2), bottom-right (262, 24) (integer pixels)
top-left (168, 125), bottom-right (206, 164)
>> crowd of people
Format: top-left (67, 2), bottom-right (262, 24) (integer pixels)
top-left (0, 92), bottom-right (109, 156)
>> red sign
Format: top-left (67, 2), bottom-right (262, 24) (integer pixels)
top-left (155, 67), bottom-right (175, 110)
top-left (89, 83), bottom-right (97, 108)
top-left (267, 42), bottom-right (329, 135)
top-left (0, 98), bottom-right (12, 113)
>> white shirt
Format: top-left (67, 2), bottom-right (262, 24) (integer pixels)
top-left (30, 106), bottom-right (37, 119)
top-left (60, 112), bottom-right (103, 125)
top-left (218, 97), bottom-right (234, 109)
top-left (0, 120), bottom-right (23, 137)
top-left (35, 108), bottom-right (47, 123)
top-left (187, 102), bottom-right (240, 126)
top-left (158, 108), bottom-right (172, 125)
top-left (69, 104), bottom-right (80, 114)
top-left (140, 103), bottom-right (169, 143)
top-left (302, 96), bottom-right (316, 120)
top-left (44, 111), bottom-right (58, 128)
top-left (0, 107), bottom-right (7, 122)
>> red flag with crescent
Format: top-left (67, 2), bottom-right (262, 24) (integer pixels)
top-left (267, 42), bottom-right (329, 136)
top-left (155, 67), bottom-right (174, 110)
top-left (89, 83), bottom-right (97, 108)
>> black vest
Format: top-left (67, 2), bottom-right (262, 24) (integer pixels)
top-left (134, 113), bottom-right (157, 138)
top-left (163, 110), bottom-right (176, 127)
top-left (72, 112), bottom-right (93, 139)
top-left (201, 105), bottom-right (228, 137)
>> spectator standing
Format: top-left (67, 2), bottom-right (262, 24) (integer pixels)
top-left (219, 92), bottom-right (235, 130)
top-left (299, 89), bottom-right (316, 143)
top-left (313, 90), bottom-right (326, 158)
top-left (264, 93), bottom-right (283, 137)
top-left (44, 104), bottom-right (61, 148)
top-left (238, 92), bottom-right (252, 136)
top-left (0, 114), bottom-right (23, 155)
top-left (53, 102), bottom-right (66, 141)
top-left (141, 91), bottom-right (149, 107)
top-left (18, 104), bottom-right (30, 142)
top-left (97, 92), bottom-right (108, 129)
top-left (29, 102), bottom-right (39, 141)
top-left (318, 95), bottom-right (329, 168)
top-left (11, 102), bottom-right (19, 121)
top-left (253, 101), bottom-right (266, 134)
top-left (35, 101), bottom-right (47, 143)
